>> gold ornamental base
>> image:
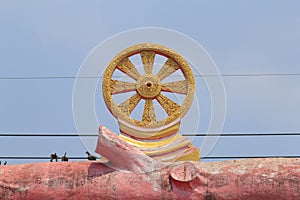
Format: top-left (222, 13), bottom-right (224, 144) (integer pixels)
top-left (118, 121), bottom-right (200, 162)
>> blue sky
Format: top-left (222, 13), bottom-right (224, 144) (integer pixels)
top-left (1, 1), bottom-right (300, 164)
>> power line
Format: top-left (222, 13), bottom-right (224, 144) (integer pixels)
top-left (0, 133), bottom-right (98, 137)
top-left (1, 73), bottom-right (300, 80)
top-left (202, 73), bottom-right (300, 77)
top-left (0, 155), bottom-right (299, 160)
top-left (201, 155), bottom-right (300, 159)
top-left (1, 132), bottom-right (300, 137)
top-left (183, 133), bottom-right (300, 137)
top-left (0, 156), bottom-right (90, 160)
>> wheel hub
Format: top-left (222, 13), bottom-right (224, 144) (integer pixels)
top-left (136, 74), bottom-right (161, 99)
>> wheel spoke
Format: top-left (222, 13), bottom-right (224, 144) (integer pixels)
top-left (117, 58), bottom-right (141, 80)
top-left (156, 58), bottom-right (180, 81)
top-left (110, 80), bottom-right (136, 94)
top-left (161, 80), bottom-right (187, 94)
top-left (140, 51), bottom-right (155, 74)
top-left (118, 93), bottom-right (141, 115)
top-left (142, 99), bottom-right (156, 124)
top-left (156, 94), bottom-right (181, 116)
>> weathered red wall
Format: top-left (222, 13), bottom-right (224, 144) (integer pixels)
top-left (0, 161), bottom-right (172, 200)
top-left (0, 158), bottom-right (300, 200)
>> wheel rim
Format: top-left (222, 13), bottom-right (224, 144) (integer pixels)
top-left (102, 43), bottom-right (195, 129)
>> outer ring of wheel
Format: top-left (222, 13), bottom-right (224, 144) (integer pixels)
top-left (102, 43), bottom-right (195, 129)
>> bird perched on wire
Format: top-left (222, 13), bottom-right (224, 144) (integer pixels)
top-left (86, 151), bottom-right (96, 161)
top-left (50, 153), bottom-right (58, 162)
top-left (61, 152), bottom-right (68, 162)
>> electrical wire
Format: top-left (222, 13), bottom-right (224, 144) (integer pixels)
top-left (183, 133), bottom-right (300, 137)
top-left (0, 155), bottom-right (299, 160)
top-left (1, 73), bottom-right (300, 80)
top-left (0, 156), bottom-right (90, 160)
top-left (0, 132), bottom-right (300, 137)
top-left (201, 156), bottom-right (300, 159)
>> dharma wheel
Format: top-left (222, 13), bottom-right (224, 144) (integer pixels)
top-left (102, 43), bottom-right (200, 162)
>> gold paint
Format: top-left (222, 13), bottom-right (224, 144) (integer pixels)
top-left (119, 133), bottom-right (183, 148)
top-left (118, 93), bottom-right (141, 115)
top-left (110, 80), bottom-right (136, 94)
top-left (152, 147), bottom-right (200, 162)
top-left (119, 121), bottom-right (180, 139)
top-left (142, 99), bottom-right (156, 124)
top-left (156, 58), bottom-right (180, 81)
top-left (136, 74), bottom-right (161, 99)
top-left (161, 80), bottom-right (188, 94)
top-left (176, 149), bottom-right (200, 161)
top-left (140, 51), bottom-right (155, 74)
top-left (156, 93), bottom-right (181, 116)
top-left (102, 43), bottom-right (195, 129)
top-left (116, 57), bottom-right (141, 80)
top-left (142, 139), bottom-right (191, 156)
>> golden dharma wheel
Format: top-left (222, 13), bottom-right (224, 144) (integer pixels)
top-left (102, 43), bottom-right (195, 130)
top-left (102, 43), bottom-right (199, 161)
